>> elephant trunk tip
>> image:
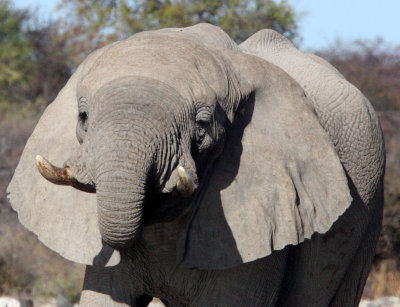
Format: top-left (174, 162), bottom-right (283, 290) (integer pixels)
top-left (97, 190), bottom-right (145, 250)
top-left (100, 225), bottom-right (142, 250)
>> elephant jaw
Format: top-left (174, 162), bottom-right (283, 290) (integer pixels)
top-left (35, 155), bottom-right (197, 248)
top-left (35, 153), bottom-right (144, 249)
top-left (36, 155), bottom-right (196, 197)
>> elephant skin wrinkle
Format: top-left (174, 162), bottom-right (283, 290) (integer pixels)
top-left (7, 23), bottom-right (384, 306)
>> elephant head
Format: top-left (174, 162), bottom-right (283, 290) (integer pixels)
top-left (7, 24), bottom-right (352, 269)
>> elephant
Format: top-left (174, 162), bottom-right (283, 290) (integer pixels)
top-left (7, 24), bottom-right (384, 306)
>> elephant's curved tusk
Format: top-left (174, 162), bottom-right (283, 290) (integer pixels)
top-left (36, 155), bottom-right (77, 186)
top-left (176, 165), bottom-right (195, 197)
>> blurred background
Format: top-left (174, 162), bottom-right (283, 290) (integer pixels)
top-left (0, 0), bottom-right (399, 305)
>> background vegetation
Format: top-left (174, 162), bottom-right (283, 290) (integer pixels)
top-left (0, 0), bottom-right (399, 303)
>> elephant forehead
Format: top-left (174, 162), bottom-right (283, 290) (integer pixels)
top-left (79, 32), bottom-right (229, 102)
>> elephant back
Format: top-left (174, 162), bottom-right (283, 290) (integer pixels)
top-left (240, 29), bottom-right (385, 207)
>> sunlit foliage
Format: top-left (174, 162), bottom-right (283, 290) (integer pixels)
top-left (57, 0), bottom-right (298, 64)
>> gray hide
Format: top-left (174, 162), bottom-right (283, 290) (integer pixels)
top-left (7, 24), bottom-right (384, 307)
top-left (8, 24), bottom-right (351, 268)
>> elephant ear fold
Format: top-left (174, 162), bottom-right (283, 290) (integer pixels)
top-left (180, 75), bottom-right (352, 270)
top-left (7, 64), bottom-right (120, 267)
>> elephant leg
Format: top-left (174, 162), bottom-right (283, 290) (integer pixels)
top-left (329, 200), bottom-right (383, 307)
top-left (191, 248), bottom-right (288, 307)
top-left (80, 264), bottom-right (141, 307)
top-left (277, 196), bottom-right (372, 306)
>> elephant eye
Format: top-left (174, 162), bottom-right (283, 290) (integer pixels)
top-left (195, 120), bottom-right (209, 143)
top-left (77, 97), bottom-right (90, 144)
top-left (79, 111), bottom-right (89, 132)
top-left (195, 120), bottom-right (214, 152)
top-left (79, 111), bottom-right (88, 123)
top-left (78, 97), bottom-right (89, 132)
top-left (196, 125), bottom-right (206, 140)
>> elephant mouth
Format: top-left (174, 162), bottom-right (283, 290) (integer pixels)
top-left (36, 153), bottom-right (198, 248)
top-left (36, 155), bottom-right (197, 196)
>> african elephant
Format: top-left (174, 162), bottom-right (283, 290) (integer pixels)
top-left (7, 24), bottom-right (384, 306)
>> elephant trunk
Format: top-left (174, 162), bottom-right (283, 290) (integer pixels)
top-left (94, 143), bottom-right (150, 249)
top-left (86, 77), bottom-right (186, 248)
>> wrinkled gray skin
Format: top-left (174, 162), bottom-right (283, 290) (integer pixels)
top-left (8, 24), bottom-right (384, 306)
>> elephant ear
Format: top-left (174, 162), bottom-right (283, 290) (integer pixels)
top-left (180, 58), bottom-right (352, 270)
top-left (7, 59), bottom-right (120, 267)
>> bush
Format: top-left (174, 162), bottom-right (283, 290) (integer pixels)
top-left (0, 119), bottom-right (84, 302)
top-left (318, 40), bottom-right (400, 298)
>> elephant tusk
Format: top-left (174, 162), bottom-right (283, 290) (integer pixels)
top-left (176, 165), bottom-right (195, 197)
top-left (36, 155), bottom-right (77, 186)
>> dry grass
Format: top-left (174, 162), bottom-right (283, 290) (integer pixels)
top-left (0, 118), bottom-right (84, 302)
top-left (363, 260), bottom-right (400, 299)
top-left (0, 219), bottom-right (85, 301)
